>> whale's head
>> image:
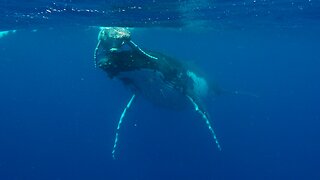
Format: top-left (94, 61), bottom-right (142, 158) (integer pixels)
top-left (95, 27), bottom-right (137, 77)
top-left (98, 27), bottom-right (131, 51)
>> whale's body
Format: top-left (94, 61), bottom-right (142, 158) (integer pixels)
top-left (118, 68), bottom-right (189, 109)
top-left (99, 49), bottom-right (208, 110)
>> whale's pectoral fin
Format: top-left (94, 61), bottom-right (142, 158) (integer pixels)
top-left (112, 94), bottom-right (136, 159)
top-left (93, 40), bottom-right (101, 68)
top-left (187, 95), bottom-right (222, 151)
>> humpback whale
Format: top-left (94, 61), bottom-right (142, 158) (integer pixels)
top-left (94, 27), bottom-right (221, 159)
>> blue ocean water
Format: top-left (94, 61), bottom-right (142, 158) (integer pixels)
top-left (1, 1), bottom-right (320, 180)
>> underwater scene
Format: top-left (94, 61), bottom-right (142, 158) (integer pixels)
top-left (0, 0), bottom-right (320, 180)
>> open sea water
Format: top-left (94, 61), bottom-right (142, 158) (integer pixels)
top-left (0, 0), bottom-right (320, 180)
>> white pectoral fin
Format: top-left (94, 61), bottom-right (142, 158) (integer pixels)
top-left (187, 95), bottom-right (222, 151)
top-left (112, 94), bottom-right (136, 159)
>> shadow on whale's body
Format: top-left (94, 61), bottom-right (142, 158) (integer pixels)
top-left (94, 27), bottom-right (221, 159)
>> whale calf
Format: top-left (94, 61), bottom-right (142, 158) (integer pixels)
top-left (94, 27), bottom-right (221, 159)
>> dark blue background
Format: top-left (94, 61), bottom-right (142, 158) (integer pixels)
top-left (0, 27), bottom-right (320, 180)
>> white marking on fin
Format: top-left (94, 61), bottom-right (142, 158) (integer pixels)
top-left (128, 40), bottom-right (158, 60)
top-left (187, 95), bottom-right (222, 151)
top-left (112, 94), bottom-right (136, 159)
top-left (93, 40), bottom-right (101, 68)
